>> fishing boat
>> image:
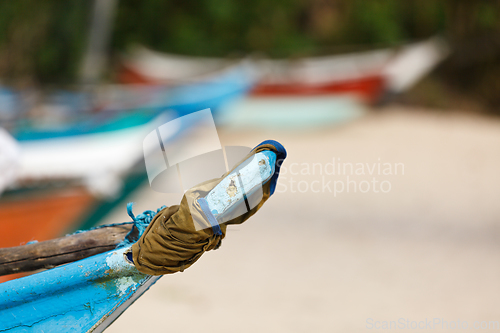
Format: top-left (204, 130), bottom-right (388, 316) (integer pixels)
top-left (118, 46), bottom-right (241, 85)
top-left (0, 184), bottom-right (95, 282)
top-left (118, 37), bottom-right (448, 104)
top-left (0, 128), bottom-right (18, 195)
top-left (0, 140), bottom-right (287, 332)
top-left (251, 50), bottom-right (389, 103)
top-left (8, 62), bottom-right (254, 141)
top-left (0, 185), bottom-right (94, 249)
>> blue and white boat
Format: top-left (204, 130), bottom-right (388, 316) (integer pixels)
top-left (12, 62), bottom-right (255, 141)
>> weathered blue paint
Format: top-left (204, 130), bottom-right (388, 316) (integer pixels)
top-left (205, 151), bottom-right (276, 217)
top-left (0, 247), bottom-right (158, 332)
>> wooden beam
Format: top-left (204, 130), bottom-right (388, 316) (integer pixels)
top-left (0, 223), bottom-right (134, 276)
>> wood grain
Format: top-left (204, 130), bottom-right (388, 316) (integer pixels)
top-left (0, 223), bottom-right (135, 276)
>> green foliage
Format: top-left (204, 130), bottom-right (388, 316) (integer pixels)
top-left (0, 0), bottom-right (90, 85)
top-left (0, 0), bottom-right (498, 113)
top-left (112, 0), bottom-right (311, 57)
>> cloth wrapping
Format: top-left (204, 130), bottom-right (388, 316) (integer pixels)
top-left (131, 140), bottom-right (286, 275)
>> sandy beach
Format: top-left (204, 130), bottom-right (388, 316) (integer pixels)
top-left (104, 105), bottom-right (500, 332)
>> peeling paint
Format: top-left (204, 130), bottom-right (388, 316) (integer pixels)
top-left (115, 277), bottom-right (137, 296)
top-left (206, 151), bottom-right (276, 219)
top-left (0, 246), bottom-right (152, 332)
top-left (226, 179), bottom-right (238, 197)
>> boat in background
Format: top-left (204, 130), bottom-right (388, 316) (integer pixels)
top-left (0, 185), bottom-right (94, 249)
top-left (255, 37), bottom-right (449, 103)
top-left (0, 170), bottom-right (97, 284)
top-left (118, 37), bottom-right (449, 104)
top-left (3, 62), bottom-right (254, 141)
top-left (217, 95), bottom-right (367, 130)
top-left (0, 128), bottom-right (19, 196)
top-left (118, 46), bottom-right (241, 84)
top-left (251, 48), bottom-right (390, 103)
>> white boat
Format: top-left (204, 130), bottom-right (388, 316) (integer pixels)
top-left (119, 37), bottom-right (449, 103)
top-left (0, 129), bottom-right (19, 195)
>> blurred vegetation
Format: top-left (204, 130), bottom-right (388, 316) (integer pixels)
top-left (0, 0), bottom-right (89, 86)
top-left (112, 0), bottom-right (445, 56)
top-left (0, 0), bottom-right (500, 111)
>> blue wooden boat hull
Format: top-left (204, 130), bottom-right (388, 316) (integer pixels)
top-left (0, 247), bottom-right (159, 332)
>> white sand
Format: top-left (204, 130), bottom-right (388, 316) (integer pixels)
top-left (104, 106), bottom-right (500, 332)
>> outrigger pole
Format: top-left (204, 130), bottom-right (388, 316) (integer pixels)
top-left (0, 223), bottom-right (133, 276)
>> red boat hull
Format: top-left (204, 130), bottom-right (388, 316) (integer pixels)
top-left (119, 63), bottom-right (386, 104)
top-left (117, 64), bottom-right (157, 85)
top-left (250, 75), bottom-right (386, 104)
top-left (0, 188), bottom-right (94, 282)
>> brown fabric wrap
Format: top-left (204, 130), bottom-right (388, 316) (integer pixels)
top-left (131, 144), bottom-right (279, 275)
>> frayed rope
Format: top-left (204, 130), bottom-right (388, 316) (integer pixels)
top-left (116, 202), bottom-right (166, 248)
top-left (66, 203), bottom-right (166, 248)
